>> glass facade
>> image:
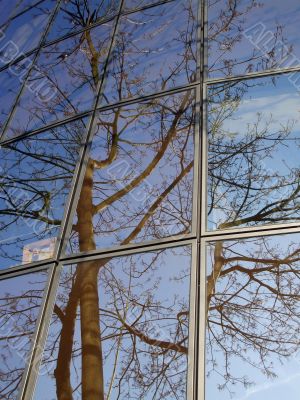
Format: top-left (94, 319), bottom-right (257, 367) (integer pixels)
top-left (1, 0), bottom-right (300, 399)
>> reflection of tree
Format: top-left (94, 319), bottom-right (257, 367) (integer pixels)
top-left (208, 0), bottom-right (293, 76)
top-left (208, 80), bottom-right (300, 230)
top-left (207, 236), bottom-right (300, 396)
top-left (44, 248), bottom-right (191, 400)
top-left (206, 1), bottom-right (300, 395)
top-left (0, 272), bottom-right (48, 399)
top-left (1, 1), bottom-right (196, 399)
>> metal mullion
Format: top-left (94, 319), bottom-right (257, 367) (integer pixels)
top-left (17, 263), bottom-right (56, 400)
top-left (0, 0), bottom-right (63, 142)
top-left (121, 0), bottom-right (177, 15)
top-left (0, 110), bottom-right (93, 147)
top-left (61, 234), bottom-right (197, 265)
top-left (95, 81), bottom-right (200, 112)
top-left (192, 84), bottom-right (201, 239)
top-left (205, 64), bottom-right (300, 86)
top-left (198, 238), bottom-right (206, 400)
top-left (187, 241), bottom-right (199, 400)
top-left (0, 258), bottom-right (56, 279)
top-left (201, 224), bottom-right (300, 244)
top-left (61, 237), bottom-right (196, 265)
top-left (198, 1), bottom-right (207, 399)
top-left (202, 220), bottom-right (300, 238)
top-left (200, 81), bottom-right (208, 238)
top-left (22, 263), bottom-right (63, 400)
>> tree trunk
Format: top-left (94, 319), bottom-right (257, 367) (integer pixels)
top-left (77, 159), bottom-right (105, 400)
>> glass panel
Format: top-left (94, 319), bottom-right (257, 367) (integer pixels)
top-left (0, 0), bottom-right (56, 56)
top-left (34, 246), bottom-right (191, 399)
top-left (0, 269), bottom-right (49, 399)
top-left (0, 117), bottom-right (87, 269)
top-left (100, 0), bottom-right (197, 105)
top-left (208, 0), bottom-right (300, 78)
top-left (4, 22), bottom-right (113, 139)
top-left (68, 90), bottom-right (195, 254)
top-left (46, 0), bottom-right (120, 42)
top-left (206, 233), bottom-right (300, 400)
top-left (208, 74), bottom-right (300, 231)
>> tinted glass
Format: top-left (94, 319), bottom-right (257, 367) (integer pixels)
top-left (0, 269), bottom-right (49, 399)
top-left (101, 0), bottom-right (197, 105)
top-left (4, 23), bottom-right (113, 139)
top-left (68, 90), bottom-right (195, 253)
top-left (208, 0), bottom-right (300, 78)
top-left (0, 0), bottom-right (56, 57)
top-left (206, 233), bottom-right (300, 400)
top-left (208, 74), bottom-right (300, 231)
top-left (34, 246), bottom-right (191, 399)
top-left (0, 117), bottom-right (87, 269)
top-left (46, 0), bottom-right (120, 42)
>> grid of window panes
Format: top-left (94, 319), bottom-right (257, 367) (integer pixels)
top-left (0, 0), bottom-right (199, 399)
top-left (2, 0), bottom-right (300, 400)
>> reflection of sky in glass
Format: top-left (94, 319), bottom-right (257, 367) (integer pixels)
top-left (0, 60), bottom-right (30, 131)
top-left (206, 233), bottom-right (300, 400)
top-left (46, 0), bottom-right (120, 42)
top-left (34, 246), bottom-right (191, 400)
top-left (208, 0), bottom-right (300, 77)
top-left (101, 0), bottom-right (197, 104)
top-left (68, 91), bottom-right (195, 253)
top-left (0, 269), bottom-right (48, 399)
top-left (208, 73), bottom-right (300, 230)
top-left (0, 0), bottom-right (56, 55)
top-left (0, 118), bottom-right (87, 269)
top-left (5, 22), bottom-right (113, 138)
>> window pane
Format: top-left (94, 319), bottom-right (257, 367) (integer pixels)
top-left (100, 0), bottom-right (197, 105)
top-left (0, 0), bottom-right (56, 56)
top-left (68, 90), bottom-right (195, 254)
top-left (208, 74), bottom-right (300, 231)
top-left (0, 117), bottom-right (87, 269)
top-left (46, 0), bottom-right (120, 42)
top-left (0, 269), bottom-right (49, 399)
top-left (4, 22), bottom-right (113, 139)
top-left (206, 233), bottom-right (300, 400)
top-left (34, 246), bottom-right (192, 399)
top-left (208, 0), bottom-right (300, 78)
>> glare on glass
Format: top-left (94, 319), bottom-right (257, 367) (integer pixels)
top-left (208, 0), bottom-right (300, 78)
top-left (101, 0), bottom-right (198, 104)
top-left (68, 90), bottom-right (195, 254)
top-left (34, 246), bottom-right (191, 399)
top-left (206, 233), bottom-right (300, 400)
top-left (0, 117), bottom-right (88, 269)
top-left (207, 73), bottom-right (300, 231)
top-left (0, 269), bottom-right (49, 399)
